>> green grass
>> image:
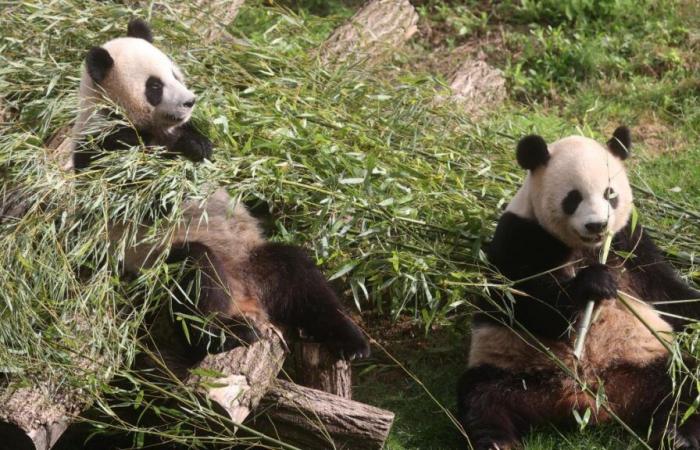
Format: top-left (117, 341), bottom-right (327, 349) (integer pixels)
top-left (1, 0), bottom-right (699, 449)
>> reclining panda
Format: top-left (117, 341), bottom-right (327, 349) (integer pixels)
top-left (70, 18), bottom-right (370, 361)
top-left (458, 128), bottom-right (700, 449)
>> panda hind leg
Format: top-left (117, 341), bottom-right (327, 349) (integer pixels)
top-left (603, 360), bottom-right (700, 450)
top-left (168, 243), bottom-right (262, 357)
top-left (457, 365), bottom-right (574, 450)
top-left (247, 242), bottom-right (370, 360)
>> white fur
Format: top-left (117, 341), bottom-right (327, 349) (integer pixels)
top-left (507, 135), bottom-right (633, 249)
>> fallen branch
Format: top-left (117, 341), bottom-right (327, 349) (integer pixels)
top-left (253, 379), bottom-right (395, 450)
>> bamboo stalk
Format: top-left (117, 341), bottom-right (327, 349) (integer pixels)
top-left (573, 231), bottom-right (614, 360)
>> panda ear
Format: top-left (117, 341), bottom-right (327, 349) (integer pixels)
top-left (516, 135), bottom-right (550, 170)
top-left (86, 47), bottom-right (114, 83)
top-left (127, 18), bottom-right (154, 43)
top-left (607, 126), bottom-right (631, 160)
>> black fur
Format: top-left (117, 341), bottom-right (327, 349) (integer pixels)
top-left (85, 47), bottom-right (113, 83)
top-left (145, 76), bottom-right (163, 106)
top-left (247, 243), bottom-right (370, 359)
top-left (165, 242), bottom-right (370, 360)
top-left (475, 212), bottom-right (578, 339)
top-left (516, 135), bottom-right (549, 170)
top-left (614, 226), bottom-right (700, 330)
top-left (166, 243), bottom-right (262, 358)
top-left (456, 360), bottom-right (696, 450)
top-left (457, 365), bottom-right (568, 450)
top-left (607, 125), bottom-right (631, 160)
top-left (73, 122), bottom-right (150, 170)
top-left (168, 121), bottom-right (213, 162)
top-left (478, 212), bottom-right (700, 338)
top-left (562, 189), bottom-right (582, 215)
top-left (126, 18), bottom-right (153, 43)
top-left (567, 263), bottom-right (618, 305)
top-left (604, 187), bottom-right (618, 209)
top-left (73, 117), bottom-right (212, 170)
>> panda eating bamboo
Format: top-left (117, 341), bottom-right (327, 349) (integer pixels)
top-left (70, 18), bottom-right (370, 361)
top-left (458, 128), bottom-right (700, 449)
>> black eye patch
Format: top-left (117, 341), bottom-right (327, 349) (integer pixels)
top-left (604, 187), bottom-right (619, 209)
top-left (145, 76), bottom-right (163, 106)
top-left (562, 189), bottom-right (583, 215)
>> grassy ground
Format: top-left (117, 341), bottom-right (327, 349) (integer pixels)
top-left (0, 0), bottom-right (698, 449)
top-left (349, 1), bottom-right (700, 448)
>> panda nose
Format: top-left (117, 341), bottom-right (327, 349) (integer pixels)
top-left (182, 97), bottom-right (196, 108)
top-left (585, 221), bottom-right (608, 233)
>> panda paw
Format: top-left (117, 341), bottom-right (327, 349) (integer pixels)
top-left (172, 133), bottom-right (213, 162)
top-left (669, 415), bottom-right (700, 449)
top-left (571, 263), bottom-right (618, 305)
top-left (320, 321), bottom-right (371, 361)
top-left (326, 337), bottom-right (371, 361)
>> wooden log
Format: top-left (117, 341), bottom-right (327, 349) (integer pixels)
top-left (253, 380), bottom-right (395, 450)
top-left (186, 325), bottom-right (288, 424)
top-left (0, 317), bottom-right (103, 450)
top-left (293, 342), bottom-right (352, 399)
top-left (440, 59), bottom-right (506, 117)
top-left (189, 0), bottom-right (246, 43)
top-left (0, 383), bottom-right (81, 450)
top-left (319, 0), bottom-right (418, 67)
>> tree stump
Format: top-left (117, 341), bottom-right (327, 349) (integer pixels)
top-left (319, 0), bottom-right (419, 67)
top-left (253, 380), bottom-right (395, 450)
top-left (294, 342), bottom-right (352, 399)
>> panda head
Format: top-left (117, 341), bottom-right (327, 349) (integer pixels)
top-left (82, 19), bottom-right (195, 131)
top-left (510, 127), bottom-right (633, 249)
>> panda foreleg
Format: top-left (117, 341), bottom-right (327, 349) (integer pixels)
top-left (169, 121), bottom-right (213, 162)
top-left (247, 242), bottom-right (371, 360)
top-left (73, 124), bottom-right (145, 170)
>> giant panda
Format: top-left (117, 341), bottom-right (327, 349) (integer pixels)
top-left (71, 18), bottom-right (211, 169)
top-left (457, 127), bottom-right (700, 449)
top-left (71, 18), bottom-right (370, 361)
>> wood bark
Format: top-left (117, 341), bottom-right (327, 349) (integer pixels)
top-left (186, 326), bottom-right (288, 424)
top-left (0, 384), bottom-right (82, 450)
top-left (189, 0), bottom-right (246, 43)
top-left (253, 380), bottom-right (395, 450)
top-left (443, 59), bottom-right (506, 117)
top-left (319, 0), bottom-right (418, 67)
top-left (0, 318), bottom-right (103, 450)
top-left (293, 342), bottom-right (352, 399)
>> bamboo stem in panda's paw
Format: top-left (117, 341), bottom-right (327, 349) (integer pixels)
top-left (573, 231), bottom-right (614, 360)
